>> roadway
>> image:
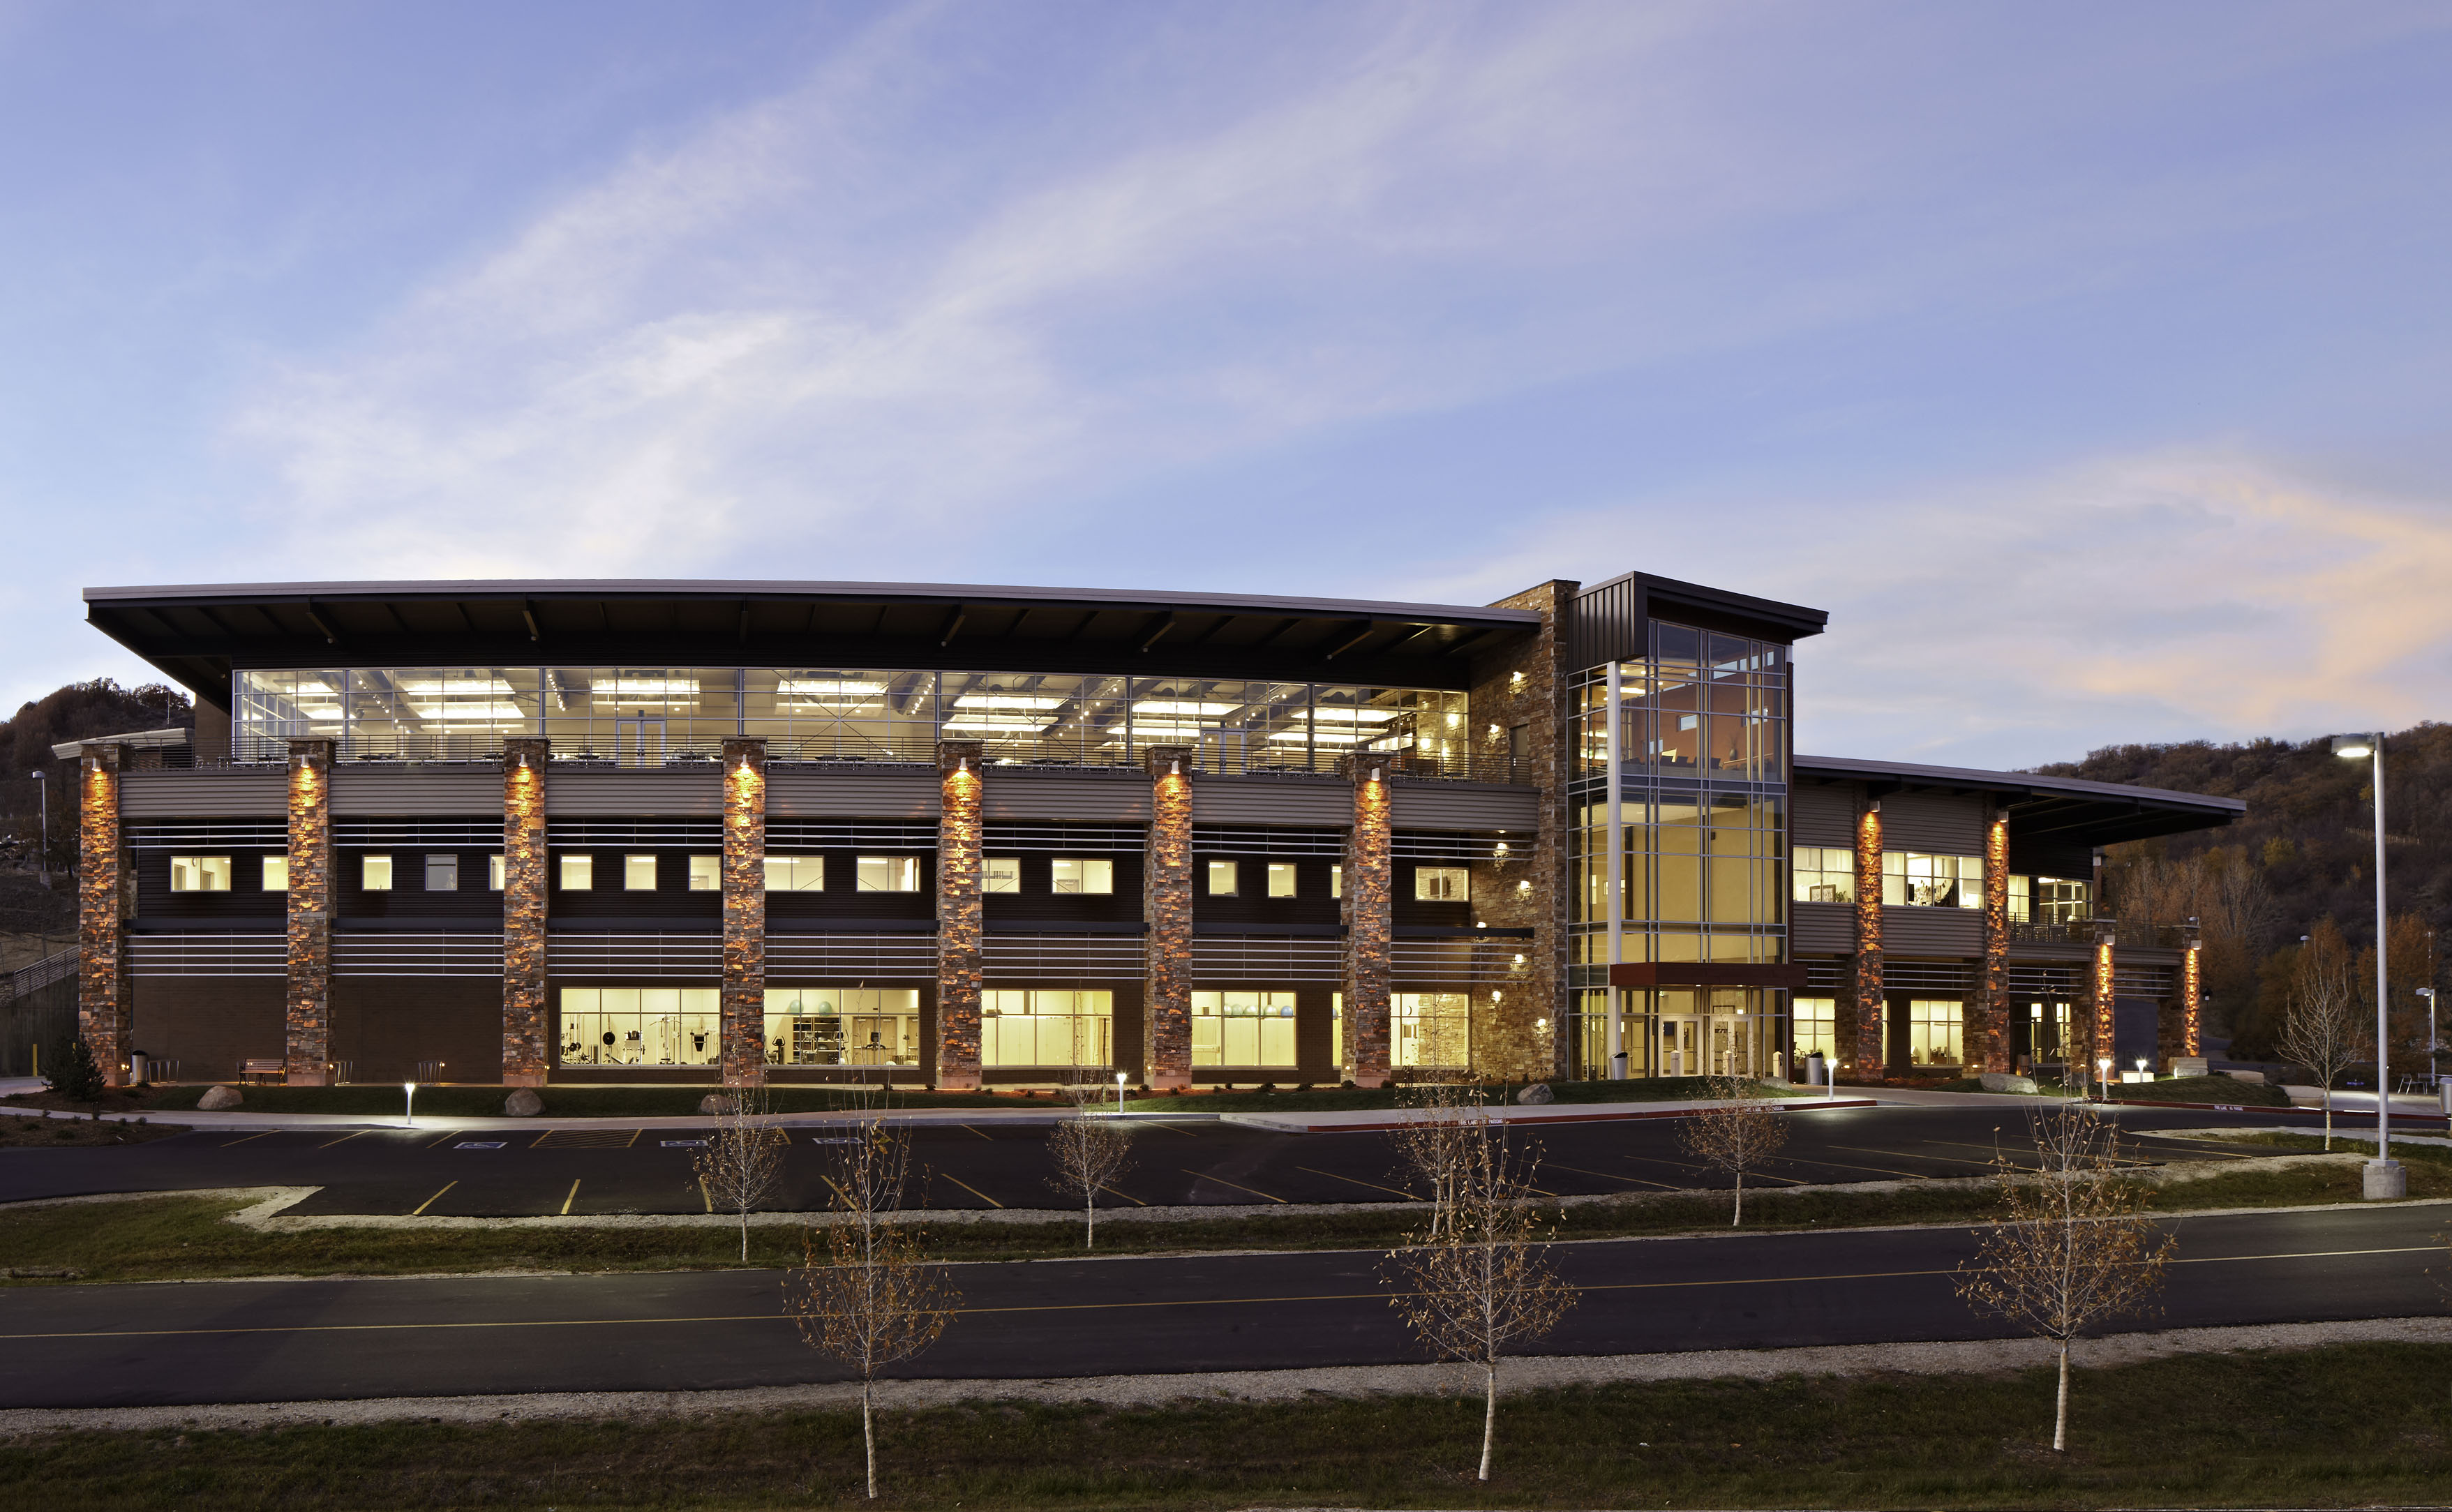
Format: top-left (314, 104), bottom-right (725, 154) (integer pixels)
top-left (0, 1101), bottom-right (2316, 1216)
top-left (0, 1200), bottom-right (2437, 1407)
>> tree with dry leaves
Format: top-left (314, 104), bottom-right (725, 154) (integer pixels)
top-left (1674, 1075), bottom-right (1790, 1225)
top-left (692, 1086), bottom-right (788, 1261)
top-left (1382, 1105), bottom-right (1578, 1482)
top-left (1046, 1079), bottom-right (1135, 1248)
top-left (785, 1118), bottom-right (961, 1499)
top-left (2275, 918), bottom-right (2367, 1149)
top-left (1955, 1103), bottom-right (2176, 1451)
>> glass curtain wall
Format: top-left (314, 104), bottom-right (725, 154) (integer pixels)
top-left (1567, 620), bottom-right (1791, 1077)
top-left (234, 668), bottom-right (1470, 773)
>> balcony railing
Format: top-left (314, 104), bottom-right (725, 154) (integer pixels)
top-left (215, 733), bottom-right (1539, 784)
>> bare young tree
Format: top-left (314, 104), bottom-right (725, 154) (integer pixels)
top-left (2275, 920), bottom-right (2367, 1149)
top-left (1382, 1106), bottom-right (1578, 1483)
top-left (1387, 1074), bottom-right (1482, 1237)
top-left (1956, 1103), bottom-right (2176, 1452)
top-left (1045, 1079), bottom-right (1136, 1248)
top-left (692, 1086), bottom-right (788, 1262)
top-left (1674, 1074), bottom-right (1792, 1226)
top-left (786, 1118), bottom-right (961, 1499)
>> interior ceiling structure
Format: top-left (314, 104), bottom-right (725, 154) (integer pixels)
top-left (84, 579), bottom-right (1545, 709)
top-left (1792, 754), bottom-right (2245, 846)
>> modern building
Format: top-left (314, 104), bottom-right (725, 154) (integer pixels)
top-left (67, 573), bottom-right (2241, 1090)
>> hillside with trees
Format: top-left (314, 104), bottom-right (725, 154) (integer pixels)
top-left (2035, 723), bottom-right (2452, 1065)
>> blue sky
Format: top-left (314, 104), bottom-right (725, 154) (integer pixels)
top-left (2, 1), bottom-right (2448, 768)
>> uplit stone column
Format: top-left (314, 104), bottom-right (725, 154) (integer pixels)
top-left (935, 740), bottom-right (985, 1091)
top-left (1142, 744), bottom-right (1193, 1091)
top-left (77, 742), bottom-right (130, 1086)
top-left (501, 738), bottom-right (551, 1087)
top-left (1975, 804), bottom-right (2011, 1073)
top-left (1848, 800), bottom-right (1885, 1079)
top-left (283, 738), bottom-right (334, 1086)
top-left (1343, 754), bottom-right (1393, 1088)
top-left (721, 738), bottom-right (768, 1088)
top-left (2086, 918), bottom-right (2118, 1086)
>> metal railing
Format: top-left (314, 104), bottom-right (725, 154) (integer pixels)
top-left (214, 733), bottom-right (1537, 784)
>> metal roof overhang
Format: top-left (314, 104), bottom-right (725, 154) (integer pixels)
top-left (1792, 754), bottom-right (2245, 846)
top-left (83, 579), bottom-right (1544, 709)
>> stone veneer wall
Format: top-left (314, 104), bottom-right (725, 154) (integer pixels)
top-left (1342, 754), bottom-right (1393, 1087)
top-left (1975, 804), bottom-right (2011, 1073)
top-left (77, 742), bottom-right (130, 1085)
top-left (1142, 744), bottom-right (1193, 1089)
top-left (1468, 578), bottom-right (1572, 1080)
top-left (720, 738), bottom-right (768, 1088)
top-left (935, 740), bottom-right (985, 1091)
top-left (1848, 802), bottom-right (1885, 1077)
top-left (283, 739), bottom-right (334, 1085)
top-left (501, 738), bottom-right (551, 1086)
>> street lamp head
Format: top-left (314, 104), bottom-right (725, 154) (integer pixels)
top-left (2331, 734), bottom-right (2376, 759)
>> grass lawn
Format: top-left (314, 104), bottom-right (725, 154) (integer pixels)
top-left (2, 1342), bottom-right (2448, 1509)
top-left (1, 1144), bottom-right (2433, 1285)
top-left (1, 1076), bottom-right (1784, 1121)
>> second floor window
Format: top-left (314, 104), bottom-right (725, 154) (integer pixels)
top-left (170, 855), bottom-right (232, 892)
top-left (1052, 858), bottom-right (1113, 895)
top-left (858, 856), bottom-right (920, 892)
top-left (1792, 846), bottom-right (1853, 903)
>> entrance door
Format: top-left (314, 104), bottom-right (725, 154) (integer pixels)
top-left (1662, 1017), bottom-right (1701, 1077)
top-left (615, 713), bottom-right (666, 767)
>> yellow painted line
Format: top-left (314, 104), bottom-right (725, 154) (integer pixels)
top-left (957, 1124), bottom-right (994, 1141)
top-left (317, 1130), bottom-right (366, 1149)
top-left (698, 1179), bottom-right (713, 1213)
top-left (1183, 1168), bottom-right (1285, 1204)
top-left (409, 1181), bottom-right (457, 1216)
top-left (939, 1173), bottom-right (1004, 1209)
top-left (1295, 1165), bottom-right (1419, 1200)
top-left (221, 1132), bottom-right (275, 1147)
top-left (1096, 1183), bottom-right (1149, 1207)
top-left (560, 1179), bottom-right (581, 1216)
top-left (8, 1245), bottom-right (2440, 1345)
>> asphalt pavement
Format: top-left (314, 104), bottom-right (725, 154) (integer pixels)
top-left (0, 1102), bottom-right (2316, 1216)
top-left (0, 1200), bottom-right (2439, 1407)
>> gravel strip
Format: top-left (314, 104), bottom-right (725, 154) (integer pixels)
top-left (3, 1315), bottom-right (2445, 1439)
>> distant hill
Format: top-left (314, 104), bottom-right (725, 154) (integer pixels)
top-left (2033, 722), bottom-right (2452, 1057)
top-left (0, 678), bottom-right (193, 873)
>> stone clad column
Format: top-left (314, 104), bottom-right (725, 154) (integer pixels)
top-left (2084, 918), bottom-right (2118, 1086)
top-left (77, 742), bottom-right (130, 1086)
top-left (500, 738), bottom-right (551, 1086)
top-left (721, 738), bottom-right (768, 1088)
top-left (1848, 800), bottom-right (1885, 1079)
top-left (1343, 754), bottom-right (1393, 1088)
top-left (934, 740), bottom-right (985, 1091)
top-left (1142, 744), bottom-right (1193, 1091)
top-left (284, 738), bottom-right (334, 1086)
top-left (1975, 804), bottom-right (2011, 1073)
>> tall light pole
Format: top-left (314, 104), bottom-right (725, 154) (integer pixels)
top-left (2331, 733), bottom-right (2404, 1198)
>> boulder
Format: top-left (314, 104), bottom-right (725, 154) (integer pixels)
top-left (698, 1093), bottom-right (738, 1116)
top-left (503, 1088), bottom-right (543, 1117)
top-left (197, 1085), bottom-right (242, 1111)
top-left (1978, 1072), bottom-right (2040, 1094)
top-left (1516, 1082), bottom-right (1555, 1106)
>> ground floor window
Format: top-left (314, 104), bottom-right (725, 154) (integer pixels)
top-left (1394, 992), bottom-right (1470, 1068)
top-left (1907, 998), bottom-right (1964, 1067)
top-left (560, 987), bottom-right (719, 1067)
top-left (1793, 996), bottom-right (1837, 1063)
top-left (982, 989), bottom-right (1113, 1068)
top-left (1192, 991), bottom-right (1296, 1066)
top-left (765, 987), bottom-right (920, 1068)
